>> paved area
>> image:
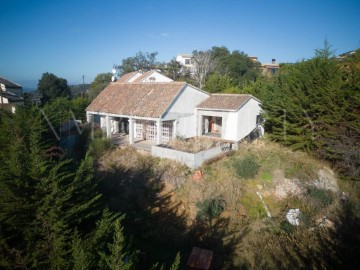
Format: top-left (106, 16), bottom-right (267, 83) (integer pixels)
top-left (111, 133), bottom-right (155, 153)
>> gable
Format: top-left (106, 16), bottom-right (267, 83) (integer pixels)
top-left (117, 70), bottom-right (173, 83)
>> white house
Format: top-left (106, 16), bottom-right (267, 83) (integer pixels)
top-left (0, 77), bottom-right (23, 113)
top-left (86, 70), bottom-right (263, 145)
top-left (176, 54), bottom-right (194, 74)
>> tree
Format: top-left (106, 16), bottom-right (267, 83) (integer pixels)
top-left (88, 73), bottom-right (112, 99)
top-left (38, 72), bottom-right (71, 104)
top-left (117, 51), bottom-right (158, 75)
top-left (192, 50), bottom-right (216, 88)
top-left (211, 47), bottom-right (261, 87)
top-left (162, 59), bottom-right (182, 80)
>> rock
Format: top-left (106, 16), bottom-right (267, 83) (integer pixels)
top-left (274, 178), bottom-right (304, 199)
top-left (316, 216), bottom-right (335, 229)
top-left (313, 168), bottom-right (338, 192)
top-left (286, 208), bottom-right (301, 226)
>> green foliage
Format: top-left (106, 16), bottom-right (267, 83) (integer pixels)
top-left (233, 155), bottom-right (260, 179)
top-left (259, 42), bottom-right (360, 180)
top-left (307, 187), bottom-right (334, 207)
top-left (42, 96), bottom-right (90, 129)
top-left (204, 73), bottom-right (232, 93)
top-left (88, 73), bottom-right (112, 99)
top-left (169, 252), bottom-right (181, 270)
top-left (239, 193), bottom-right (266, 219)
top-left (88, 138), bottom-right (113, 159)
top-left (196, 198), bottom-right (225, 221)
top-left (117, 51), bottom-right (158, 75)
top-left (210, 46), bottom-right (261, 87)
top-left (100, 217), bottom-right (136, 270)
top-left (38, 72), bottom-right (71, 104)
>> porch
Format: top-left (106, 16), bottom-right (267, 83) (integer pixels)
top-left (111, 133), bottom-right (155, 152)
top-left (87, 112), bottom-right (176, 146)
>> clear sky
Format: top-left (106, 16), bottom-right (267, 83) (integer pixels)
top-left (1, 0), bottom-right (359, 88)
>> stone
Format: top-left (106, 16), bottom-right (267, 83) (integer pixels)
top-left (286, 208), bottom-right (301, 226)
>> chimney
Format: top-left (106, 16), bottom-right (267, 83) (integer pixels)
top-left (272, 58), bottom-right (276, 64)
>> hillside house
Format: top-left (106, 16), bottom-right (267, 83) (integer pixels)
top-left (0, 77), bottom-right (23, 113)
top-left (86, 70), bottom-right (263, 146)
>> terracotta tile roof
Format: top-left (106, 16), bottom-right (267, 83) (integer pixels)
top-left (86, 82), bottom-right (186, 118)
top-left (196, 94), bottom-right (256, 111)
top-left (0, 77), bottom-right (22, 88)
top-left (116, 71), bottom-right (138, 83)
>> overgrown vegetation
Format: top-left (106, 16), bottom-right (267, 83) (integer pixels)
top-left (1, 42), bottom-right (359, 269)
top-left (233, 155), bottom-right (260, 179)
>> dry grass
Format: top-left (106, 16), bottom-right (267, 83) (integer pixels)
top-left (167, 136), bottom-right (223, 153)
top-left (97, 137), bottom-right (352, 268)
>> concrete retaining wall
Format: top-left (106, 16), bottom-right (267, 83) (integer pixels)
top-left (151, 142), bottom-right (232, 169)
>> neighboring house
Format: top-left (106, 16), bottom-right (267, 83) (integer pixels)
top-left (0, 77), bottom-right (23, 113)
top-left (176, 54), bottom-right (194, 74)
top-left (262, 59), bottom-right (280, 76)
top-left (86, 70), bottom-right (263, 145)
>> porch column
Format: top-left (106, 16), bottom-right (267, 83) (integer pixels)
top-left (106, 115), bottom-right (111, 138)
top-left (156, 119), bottom-right (162, 145)
top-left (86, 112), bottom-right (92, 123)
top-left (128, 118), bottom-right (135, 144)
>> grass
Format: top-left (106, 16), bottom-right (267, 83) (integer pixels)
top-left (96, 137), bottom-right (350, 269)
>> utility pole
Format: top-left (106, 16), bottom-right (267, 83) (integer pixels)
top-left (82, 75), bottom-right (85, 96)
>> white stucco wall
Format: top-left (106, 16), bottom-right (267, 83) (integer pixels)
top-left (163, 85), bottom-right (209, 138)
top-left (236, 98), bottom-right (262, 140)
top-left (141, 72), bottom-right (173, 82)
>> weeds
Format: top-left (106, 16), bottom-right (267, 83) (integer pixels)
top-left (233, 155), bottom-right (260, 179)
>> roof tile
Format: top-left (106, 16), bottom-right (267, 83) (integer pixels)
top-left (86, 82), bottom-right (186, 118)
top-left (196, 94), bottom-right (254, 111)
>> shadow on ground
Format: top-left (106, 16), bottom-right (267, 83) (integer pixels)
top-left (98, 159), bottom-right (249, 269)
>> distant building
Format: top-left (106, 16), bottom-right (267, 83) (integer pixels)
top-left (337, 49), bottom-right (357, 61)
top-left (262, 59), bottom-right (280, 76)
top-left (176, 53), bottom-right (194, 74)
top-left (0, 77), bottom-right (24, 113)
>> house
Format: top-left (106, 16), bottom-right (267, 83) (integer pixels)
top-left (85, 70), bottom-right (263, 146)
top-left (176, 53), bottom-right (194, 74)
top-left (86, 70), bottom-right (210, 144)
top-left (0, 77), bottom-right (24, 113)
top-left (262, 59), bottom-right (280, 76)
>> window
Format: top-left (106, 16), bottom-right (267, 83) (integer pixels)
top-left (185, 59), bottom-right (190, 65)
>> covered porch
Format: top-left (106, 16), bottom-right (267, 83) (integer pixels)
top-left (86, 112), bottom-right (176, 145)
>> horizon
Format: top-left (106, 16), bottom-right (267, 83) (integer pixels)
top-left (1, 0), bottom-right (359, 89)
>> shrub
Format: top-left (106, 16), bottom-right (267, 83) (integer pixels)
top-left (234, 155), bottom-right (260, 179)
top-left (88, 138), bottom-right (113, 159)
top-left (196, 198), bottom-right (225, 221)
top-left (307, 187), bottom-right (334, 207)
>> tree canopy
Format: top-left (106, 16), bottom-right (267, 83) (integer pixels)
top-left (88, 73), bottom-right (112, 99)
top-left (38, 72), bottom-right (71, 104)
top-left (116, 51), bottom-right (158, 75)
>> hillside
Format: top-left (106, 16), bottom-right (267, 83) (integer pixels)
top-left (97, 138), bottom-right (359, 269)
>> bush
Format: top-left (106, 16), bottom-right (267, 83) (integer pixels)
top-left (307, 187), bottom-right (334, 207)
top-left (196, 198), bottom-right (225, 221)
top-left (234, 155), bottom-right (260, 179)
top-left (88, 138), bottom-right (113, 159)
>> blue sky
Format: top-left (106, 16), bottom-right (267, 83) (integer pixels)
top-left (1, 0), bottom-right (359, 88)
